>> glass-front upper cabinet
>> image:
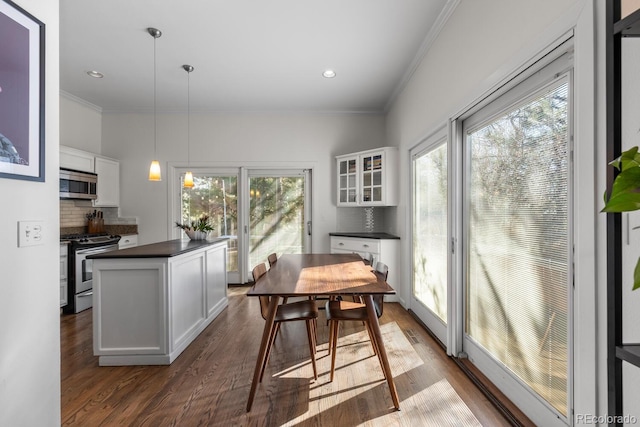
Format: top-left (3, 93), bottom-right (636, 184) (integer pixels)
top-left (361, 153), bottom-right (383, 203)
top-left (338, 156), bottom-right (358, 205)
top-left (336, 147), bottom-right (398, 207)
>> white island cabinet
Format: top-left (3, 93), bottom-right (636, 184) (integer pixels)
top-left (90, 238), bottom-right (228, 366)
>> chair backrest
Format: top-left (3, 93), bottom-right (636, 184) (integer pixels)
top-left (375, 261), bottom-right (388, 280)
top-left (373, 295), bottom-right (384, 318)
top-left (362, 252), bottom-right (374, 265)
top-left (373, 262), bottom-right (388, 318)
top-left (267, 252), bottom-right (278, 268)
top-left (252, 263), bottom-right (267, 282)
top-left (252, 263), bottom-right (270, 320)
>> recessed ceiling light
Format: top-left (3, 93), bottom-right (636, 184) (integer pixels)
top-left (87, 70), bottom-right (104, 78)
top-left (322, 69), bottom-right (336, 78)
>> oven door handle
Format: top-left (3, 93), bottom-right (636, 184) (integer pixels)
top-left (76, 245), bottom-right (118, 256)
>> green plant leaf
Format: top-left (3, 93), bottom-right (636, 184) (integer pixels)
top-left (611, 146), bottom-right (640, 171)
top-left (602, 167), bottom-right (640, 212)
top-left (603, 146), bottom-right (640, 291)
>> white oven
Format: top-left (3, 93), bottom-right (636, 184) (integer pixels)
top-left (73, 244), bottom-right (118, 313)
top-left (61, 234), bottom-right (120, 314)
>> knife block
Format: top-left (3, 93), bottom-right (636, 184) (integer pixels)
top-left (88, 218), bottom-right (104, 234)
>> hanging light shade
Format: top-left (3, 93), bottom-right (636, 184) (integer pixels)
top-left (148, 27), bottom-right (162, 181)
top-left (149, 160), bottom-right (162, 181)
top-left (184, 171), bottom-right (194, 188)
top-left (183, 64), bottom-right (194, 188)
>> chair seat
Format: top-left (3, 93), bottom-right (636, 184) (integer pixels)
top-left (276, 299), bottom-right (318, 322)
top-left (325, 300), bottom-right (367, 321)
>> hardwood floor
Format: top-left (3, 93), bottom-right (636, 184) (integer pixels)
top-left (61, 286), bottom-right (527, 426)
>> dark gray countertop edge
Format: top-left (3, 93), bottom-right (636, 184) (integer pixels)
top-left (88, 237), bottom-right (228, 259)
top-left (329, 232), bottom-right (400, 240)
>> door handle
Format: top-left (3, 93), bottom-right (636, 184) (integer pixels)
top-left (307, 221), bottom-right (312, 236)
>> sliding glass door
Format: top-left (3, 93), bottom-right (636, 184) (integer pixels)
top-left (178, 170), bottom-right (240, 282)
top-left (174, 167), bottom-right (311, 284)
top-left (247, 169), bottom-right (311, 271)
top-left (411, 130), bottom-right (449, 345)
top-left (462, 71), bottom-right (572, 422)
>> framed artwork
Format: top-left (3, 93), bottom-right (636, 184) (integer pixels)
top-left (0, 0), bottom-right (44, 182)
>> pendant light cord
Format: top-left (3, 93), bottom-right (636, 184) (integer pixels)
top-left (187, 68), bottom-right (190, 165)
top-left (153, 34), bottom-right (157, 159)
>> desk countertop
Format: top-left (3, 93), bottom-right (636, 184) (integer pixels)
top-left (87, 237), bottom-right (228, 259)
top-left (329, 232), bottom-right (400, 239)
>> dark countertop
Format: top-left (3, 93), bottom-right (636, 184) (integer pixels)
top-left (87, 237), bottom-right (228, 259)
top-left (329, 232), bottom-right (400, 240)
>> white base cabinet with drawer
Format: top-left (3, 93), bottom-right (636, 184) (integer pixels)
top-left (60, 244), bottom-right (68, 307)
top-left (330, 235), bottom-right (399, 302)
top-left (118, 234), bottom-right (138, 249)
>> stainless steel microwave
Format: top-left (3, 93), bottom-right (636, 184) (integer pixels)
top-left (60, 168), bottom-right (97, 200)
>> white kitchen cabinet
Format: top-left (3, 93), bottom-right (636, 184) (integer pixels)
top-left (118, 234), bottom-right (138, 249)
top-left (336, 147), bottom-right (398, 207)
top-left (93, 156), bottom-right (120, 207)
top-left (60, 244), bottom-right (68, 307)
top-left (60, 146), bottom-right (120, 207)
top-left (330, 234), bottom-right (399, 301)
top-left (60, 146), bottom-right (94, 172)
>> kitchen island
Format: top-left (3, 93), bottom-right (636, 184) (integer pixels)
top-left (89, 238), bottom-right (228, 366)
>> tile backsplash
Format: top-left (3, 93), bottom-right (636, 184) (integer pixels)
top-left (60, 199), bottom-right (137, 234)
top-left (335, 206), bottom-right (393, 234)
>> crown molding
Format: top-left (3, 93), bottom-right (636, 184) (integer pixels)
top-left (60, 91), bottom-right (103, 113)
top-left (384, 0), bottom-right (461, 112)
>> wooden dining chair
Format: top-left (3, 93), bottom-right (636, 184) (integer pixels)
top-left (252, 263), bottom-right (319, 382)
top-left (362, 252), bottom-right (374, 266)
top-left (267, 252), bottom-right (278, 268)
top-left (325, 261), bottom-right (388, 382)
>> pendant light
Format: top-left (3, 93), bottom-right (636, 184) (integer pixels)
top-left (148, 27), bottom-right (162, 181)
top-left (183, 64), bottom-right (194, 188)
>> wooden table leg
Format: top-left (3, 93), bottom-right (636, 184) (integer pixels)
top-left (364, 295), bottom-right (400, 410)
top-left (246, 296), bottom-right (280, 412)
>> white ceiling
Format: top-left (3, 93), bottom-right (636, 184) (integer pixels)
top-left (60, 0), bottom-right (455, 114)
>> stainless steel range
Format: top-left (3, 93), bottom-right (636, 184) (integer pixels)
top-left (61, 233), bottom-right (121, 314)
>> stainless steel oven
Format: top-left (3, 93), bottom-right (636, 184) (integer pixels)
top-left (62, 234), bottom-right (121, 314)
top-left (74, 244), bottom-right (118, 312)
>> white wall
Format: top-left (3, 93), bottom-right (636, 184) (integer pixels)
top-left (59, 93), bottom-right (102, 153)
top-left (386, 0), bottom-right (602, 425)
top-left (101, 111), bottom-right (387, 248)
top-left (0, 0), bottom-right (60, 425)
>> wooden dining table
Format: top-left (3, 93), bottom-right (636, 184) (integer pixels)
top-left (245, 253), bottom-right (400, 412)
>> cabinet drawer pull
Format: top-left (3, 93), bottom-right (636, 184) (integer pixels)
top-left (363, 244), bottom-right (369, 248)
top-left (338, 242), bottom-right (344, 246)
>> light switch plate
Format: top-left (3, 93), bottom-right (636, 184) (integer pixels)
top-left (18, 220), bottom-right (44, 247)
